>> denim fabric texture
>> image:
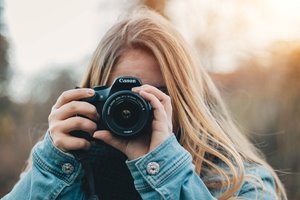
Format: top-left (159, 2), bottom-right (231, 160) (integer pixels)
top-left (2, 132), bottom-right (277, 200)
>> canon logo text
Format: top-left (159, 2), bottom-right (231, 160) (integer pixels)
top-left (119, 78), bottom-right (137, 84)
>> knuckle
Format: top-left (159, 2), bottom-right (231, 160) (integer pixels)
top-left (77, 140), bottom-right (88, 149)
top-left (49, 123), bottom-right (59, 133)
top-left (73, 118), bottom-right (82, 129)
top-left (48, 110), bottom-right (58, 122)
top-left (48, 113), bottom-right (53, 122)
top-left (68, 101), bottom-right (77, 112)
top-left (73, 118), bottom-right (95, 132)
top-left (164, 95), bottom-right (171, 103)
top-left (51, 105), bottom-right (57, 111)
top-left (61, 91), bottom-right (68, 97)
top-left (60, 91), bottom-right (69, 101)
top-left (142, 84), bottom-right (151, 89)
top-left (53, 137), bottom-right (64, 148)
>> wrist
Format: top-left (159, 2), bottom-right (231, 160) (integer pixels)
top-left (127, 148), bottom-right (148, 160)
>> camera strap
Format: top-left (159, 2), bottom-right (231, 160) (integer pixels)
top-left (71, 150), bottom-right (99, 200)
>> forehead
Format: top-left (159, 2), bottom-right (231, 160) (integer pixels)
top-left (108, 49), bottom-right (165, 86)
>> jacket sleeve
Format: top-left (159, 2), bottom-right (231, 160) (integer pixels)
top-left (126, 135), bottom-right (217, 200)
top-left (236, 164), bottom-right (278, 199)
top-left (1, 132), bottom-right (86, 200)
top-left (126, 135), bottom-right (278, 200)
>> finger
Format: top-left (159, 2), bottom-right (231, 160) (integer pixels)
top-left (139, 90), bottom-right (173, 134)
top-left (138, 90), bottom-right (168, 122)
top-left (133, 84), bottom-right (167, 101)
top-left (136, 90), bottom-right (173, 152)
top-left (133, 85), bottom-right (172, 118)
top-left (93, 130), bottom-right (127, 153)
top-left (52, 132), bottom-right (91, 151)
top-left (51, 101), bottom-right (99, 121)
top-left (53, 88), bottom-right (95, 109)
top-left (50, 117), bottom-right (97, 136)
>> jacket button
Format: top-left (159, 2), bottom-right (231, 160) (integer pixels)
top-left (62, 163), bottom-right (74, 174)
top-left (147, 162), bottom-right (160, 175)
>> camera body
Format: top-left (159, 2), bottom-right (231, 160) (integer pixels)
top-left (71, 76), bottom-right (152, 140)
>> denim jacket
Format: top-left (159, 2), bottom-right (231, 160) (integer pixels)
top-left (2, 132), bottom-right (277, 200)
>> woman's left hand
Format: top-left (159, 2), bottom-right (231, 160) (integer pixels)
top-left (93, 84), bottom-right (173, 160)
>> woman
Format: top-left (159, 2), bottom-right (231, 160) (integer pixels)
top-left (3, 8), bottom-right (286, 200)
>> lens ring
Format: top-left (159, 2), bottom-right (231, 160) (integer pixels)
top-left (102, 91), bottom-right (151, 137)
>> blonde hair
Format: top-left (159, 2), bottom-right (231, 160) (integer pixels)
top-left (81, 8), bottom-right (287, 200)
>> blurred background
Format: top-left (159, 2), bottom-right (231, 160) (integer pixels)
top-left (0, 0), bottom-right (299, 199)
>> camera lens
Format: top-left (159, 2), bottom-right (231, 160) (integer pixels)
top-left (102, 91), bottom-right (152, 137)
top-left (112, 101), bottom-right (139, 128)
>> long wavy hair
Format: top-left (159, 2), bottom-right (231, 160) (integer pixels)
top-left (80, 8), bottom-right (286, 200)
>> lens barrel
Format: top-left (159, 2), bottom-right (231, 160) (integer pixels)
top-left (102, 91), bottom-right (152, 137)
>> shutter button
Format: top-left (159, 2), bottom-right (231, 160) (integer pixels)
top-left (62, 163), bottom-right (74, 174)
top-left (147, 162), bottom-right (160, 175)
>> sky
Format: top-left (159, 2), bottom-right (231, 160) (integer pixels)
top-left (2, 0), bottom-right (300, 102)
top-left (167, 0), bottom-right (300, 71)
top-left (3, 0), bottom-right (300, 76)
top-left (4, 0), bottom-right (128, 75)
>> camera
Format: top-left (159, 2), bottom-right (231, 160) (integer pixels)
top-left (71, 76), bottom-right (152, 140)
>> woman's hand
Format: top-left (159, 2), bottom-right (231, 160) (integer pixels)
top-left (48, 88), bottom-right (99, 152)
top-left (93, 84), bottom-right (173, 160)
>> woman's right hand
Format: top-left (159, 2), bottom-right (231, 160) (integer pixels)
top-left (48, 88), bottom-right (99, 152)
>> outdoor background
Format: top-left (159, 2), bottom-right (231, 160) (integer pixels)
top-left (0, 0), bottom-right (299, 199)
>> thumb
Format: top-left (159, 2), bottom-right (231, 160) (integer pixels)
top-left (93, 130), bottom-right (127, 153)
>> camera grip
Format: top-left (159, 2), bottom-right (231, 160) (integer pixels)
top-left (69, 87), bottom-right (97, 141)
top-left (70, 130), bottom-right (95, 141)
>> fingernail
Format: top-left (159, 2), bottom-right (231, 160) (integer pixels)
top-left (132, 87), bottom-right (141, 92)
top-left (93, 132), bottom-right (101, 138)
top-left (87, 89), bottom-right (95, 95)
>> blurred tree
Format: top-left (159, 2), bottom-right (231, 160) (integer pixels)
top-left (0, 66), bottom-right (79, 196)
top-left (1, 1), bottom-right (299, 198)
top-left (139, 0), bottom-right (166, 16)
top-left (212, 41), bottom-right (300, 199)
top-left (0, 1), bottom-right (18, 194)
top-left (0, 0), bottom-right (15, 139)
top-left (0, 0), bottom-right (10, 96)
top-left (0, 35), bottom-right (9, 93)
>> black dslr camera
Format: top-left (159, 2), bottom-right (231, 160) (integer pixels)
top-left (71, 76), bottom-right (152, 140)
